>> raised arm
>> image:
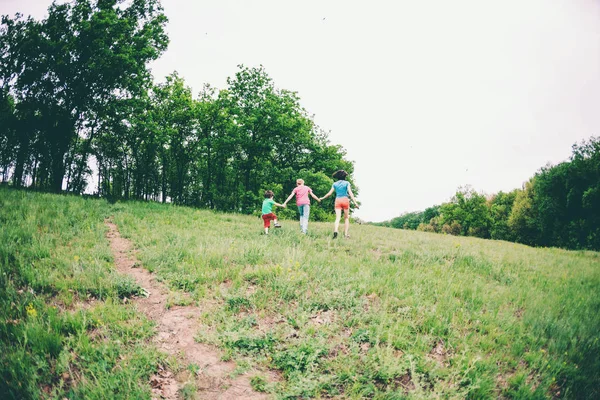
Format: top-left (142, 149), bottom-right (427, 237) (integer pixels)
top-left (320, 187), bottom-right (335, 201)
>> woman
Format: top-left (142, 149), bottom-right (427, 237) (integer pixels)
top-left (320, 170), bottom-right (359, 238)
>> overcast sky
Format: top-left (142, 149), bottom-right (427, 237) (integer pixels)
top-left (3, 0), bottom-right (600, 221)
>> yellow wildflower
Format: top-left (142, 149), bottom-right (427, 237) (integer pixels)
top-left (26, 303), bottom-right (37, 318)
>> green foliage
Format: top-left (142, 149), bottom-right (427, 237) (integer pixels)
top-left (382, 137), bottom-right (600, 251)
top-left (508, 179), bottom-right (538, 246)
top-left (376, 206), bottom-right (440, 231)
top-left (0, 0), bottom-right (168, 193)
top-left (439, 186), bottom-right (492, 238)
top-left (224, 333), bottom-right (276, 354)
top-left (250, 375), bottom-right (270, 393)
top-left (1, 3), bottom-right (356, 217)
top-left (529, 137), bottom-right (600, 250)
top-left (489, 190), bottom-right (518, 241)
top-left (113, 275), bottom-right (145, 299)
top-left (225, 296), bottom-right (253, 313)
top-left (272, 343), bottom-right (328, 375)
top-left (391, 211), bottom-right (425, 230)
top-left (91, 64), bottom-right (355, 217)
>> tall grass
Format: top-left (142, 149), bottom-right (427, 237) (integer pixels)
top-left (0, 188), bottom-right (160, 399)
top-left (114, 200), bottom-right (600, 399)
top-left (1, 188), bottom-right (598, 399)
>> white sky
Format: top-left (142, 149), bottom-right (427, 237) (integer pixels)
top-left (3, 0), bottom-right (600, 222)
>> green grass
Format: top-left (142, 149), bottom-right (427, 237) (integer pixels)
top-left (0, 188), bottom-right (161, 399)
top-left (1, 187), bottom-right (599, 399)
top-left (113, 199), bottom-right (600, 399)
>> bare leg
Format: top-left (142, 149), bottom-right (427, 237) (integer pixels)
top-left (344, 208), bottom-right (350, 237)
top-left (334, 208), bottom-right (342, 233)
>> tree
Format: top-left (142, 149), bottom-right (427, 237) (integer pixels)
top-left (508, 179), bottom-right (538, 246)
top-left (488, 190), bottom-right (517, 241)
top-left (527, 137), bottom-right (600, 249)
top-left (1, 9), bottom-right (357, 218)
top-left (566, 137), bottom-right (600, 249)
top-left (1, 0), bottom-right (168, 192)
top-left (0, 89), bottom-right (16, 181)
top-left (223, 65), bottom-right (355, 214)
top-left (148, 73), bottom-right (196, 204)
top-left (439, 186), bottom-right (492, 238)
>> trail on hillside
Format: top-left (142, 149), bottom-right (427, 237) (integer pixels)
top-left (105, 219), bottom-right (273, 400)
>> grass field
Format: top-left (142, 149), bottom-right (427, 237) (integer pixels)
top-left (1, 187), bottom-right (599, 399)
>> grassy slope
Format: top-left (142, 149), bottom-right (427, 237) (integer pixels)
top-left (114, 200), bottom-right (600, 399)
top-left (0, 188), bottom-right (160, 399)
top-left (1, 188), bottom-right (599, 399)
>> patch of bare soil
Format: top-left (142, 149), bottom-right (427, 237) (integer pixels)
top-left (514, 307), bottom-right (524, 319)
top-left (428, 340), bottom-right (449, 366)
top-left (394, 372), bottom-right (416, 392)
top-left (105, 219), bottom-right (274, 400)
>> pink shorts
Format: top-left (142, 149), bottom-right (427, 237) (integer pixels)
top-left (335, 197), bottom-right (350, 210)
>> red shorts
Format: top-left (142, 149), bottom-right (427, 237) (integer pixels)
top-left (335, 197), bottom-right (350, 210)
top-left (262, 213), bottom-right (277, 228)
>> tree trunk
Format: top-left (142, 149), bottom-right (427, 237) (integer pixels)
top-left (12, 144), bottom-right (26, 188)
top-left (51, 152), bottom-right (65, 193)
top-left (161, 155), bottom-right (167, 203)
top-left (71, 122), bottom-right (97, 193)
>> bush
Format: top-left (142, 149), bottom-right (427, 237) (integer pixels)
top-left (417, 223), bottom-right (436, 233)
top-left (442, 222), bottom-right (462, 236)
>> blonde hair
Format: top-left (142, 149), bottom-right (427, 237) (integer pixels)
top-left (296, 179), bottom-right (304, 185)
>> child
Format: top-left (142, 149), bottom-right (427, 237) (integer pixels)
top-left (319, 170), bottom-right (359, 239)
top-left (262, 190), bottom-right (285, 234)
top-left (282, 179), bottom-right (321, 234)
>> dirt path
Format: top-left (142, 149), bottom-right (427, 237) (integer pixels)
top-left (105, 219), bottom-right (273, 400)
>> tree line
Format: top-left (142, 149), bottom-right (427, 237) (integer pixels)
top-left (377, 137), bottom-right (600, 251)
top-left (0, 0), bottom-right (355, 219)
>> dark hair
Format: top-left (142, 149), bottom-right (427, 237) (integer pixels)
top-left (264, 190), bottom-right (274, 198)
top-left (332, 170), bottom-right (348, 180)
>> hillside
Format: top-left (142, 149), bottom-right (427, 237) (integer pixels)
top-left (1, 187), bottom-right (599, 399)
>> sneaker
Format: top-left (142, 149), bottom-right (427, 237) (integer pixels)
top-left (344, 234), bottom-right (350, 239)
top-left (333, 232), bottom-right (338, 239)
top-left (274, 223), bottom-right (282, 228)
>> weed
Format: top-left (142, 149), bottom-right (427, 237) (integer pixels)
top-left (225, 296), bottom-right (253, 313)
top-left (250, 375), bottom-right (269, 392)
